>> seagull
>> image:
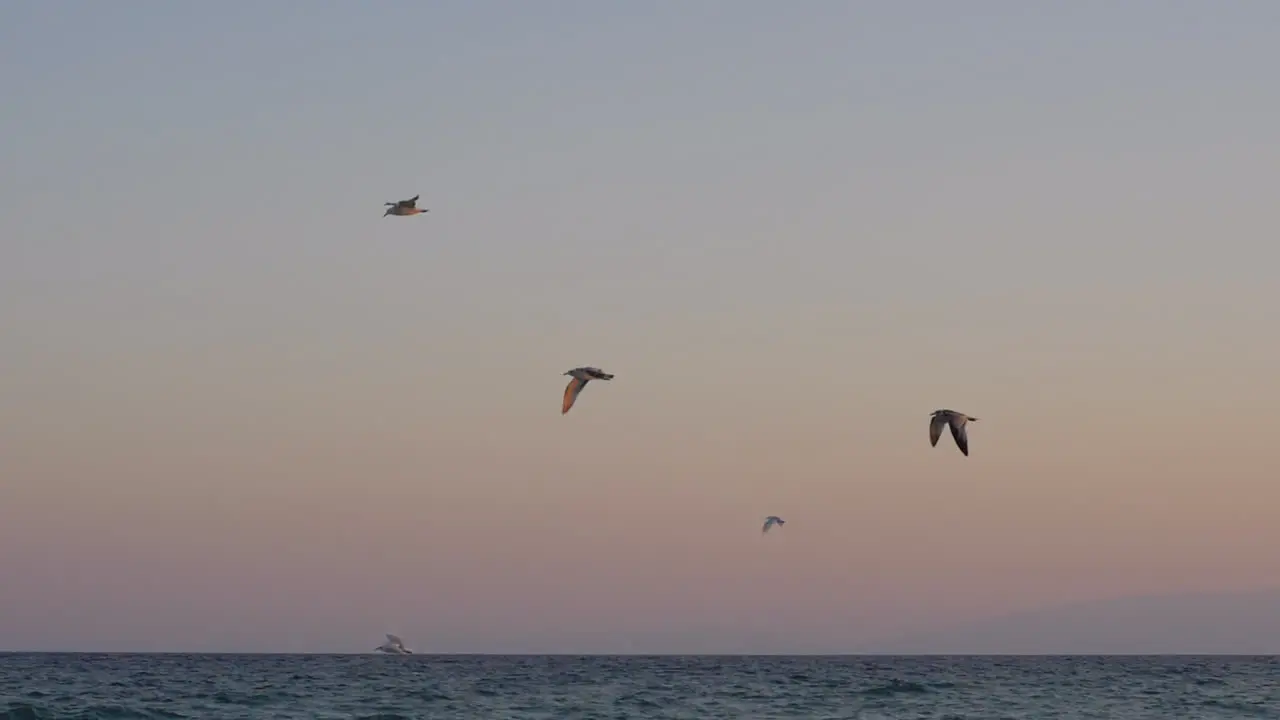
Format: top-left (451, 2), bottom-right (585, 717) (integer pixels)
top-left (762, 516), bottom-right (785, 534)
top-left (375, 633), bottom-right (413, 654)
top-left (383, 194), bottom-right (428, 217)
top-left (561, 366), bottom-right (614, 415)
top-left (929, 409), bottom-right (979, 457)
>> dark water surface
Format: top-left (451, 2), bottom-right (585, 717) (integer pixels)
top-left (1, 654), bottom-right (1276, 719)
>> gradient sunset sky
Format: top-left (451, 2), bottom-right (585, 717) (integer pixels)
top-left (3, 1), bottom-right (1280, 653)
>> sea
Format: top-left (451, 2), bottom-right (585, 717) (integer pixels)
top-left (0, 654), bottom-right (1276, 719)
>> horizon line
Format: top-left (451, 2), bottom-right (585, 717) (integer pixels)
top-left (2, 651), bottom-right (1277, 657)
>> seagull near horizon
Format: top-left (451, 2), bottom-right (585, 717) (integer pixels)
top-left (929, 409), bottom-right (979, 457)
top-left (374, 634), bottom-right (413, 655)
top-left (762, 516), bottom-right (785, 534)
top-left (561, 366), bottom-right (614, 415)
top-left (383, 194), bottom-right (428, 217)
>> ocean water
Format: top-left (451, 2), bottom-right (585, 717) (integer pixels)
top-left (0, 654), bottom-right (1276, 719)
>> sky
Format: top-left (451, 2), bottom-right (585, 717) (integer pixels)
top-left (2, 0), bottom-right (1279, 653)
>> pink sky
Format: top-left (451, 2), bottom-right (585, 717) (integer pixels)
top-left (3, 2), bottom-right (1280, 652)
top-left (2, 284), bottom-right (1278, 651)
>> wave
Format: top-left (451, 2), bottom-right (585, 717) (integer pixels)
top-left (855, 679), bottom-right (937, 697)
top-left (2, 704), bottom-right (184, 720)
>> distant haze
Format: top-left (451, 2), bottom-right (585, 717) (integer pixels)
top-left (868, 589), bottom-right (1280, 655)
top-left (3, 2), bottom-right (1280, 653)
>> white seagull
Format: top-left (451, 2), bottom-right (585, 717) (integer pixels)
top-left (762, 516), bottom-right (785, 534)
top-left (374, 634), bottom-right (414, 654)
top-left (561, 366), bottom-right (614, 415)
top-left (929, 409), bottom-right (979, 457)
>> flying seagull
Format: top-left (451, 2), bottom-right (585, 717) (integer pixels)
top-left (375, 634), bottom-right (413, 654)
top-left (561, 366), bottom-right (614, 415)
top-left (929, 409), bottom-right (979, 457)
top-left (762, 516), bottom-right (785, 534)
top-left (383, 194), bottom-right (428, 217)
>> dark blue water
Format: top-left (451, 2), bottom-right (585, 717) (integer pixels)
top-left (1, 654), bottom-right (1276, 719)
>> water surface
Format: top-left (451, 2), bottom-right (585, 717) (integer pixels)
top-left (1, 654), bottom-right (1276, 719)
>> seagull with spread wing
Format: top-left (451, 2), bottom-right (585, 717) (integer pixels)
top-left (762, 516), bottom-right (785, 534)
top-left (929, 409), bottom-right (979, 457)
top-left (383, 194), bottom-right (428, 217)
top-left (374, 634), bottom-right (413, 654)
top-left (561, 367), bottom-right (614, 415)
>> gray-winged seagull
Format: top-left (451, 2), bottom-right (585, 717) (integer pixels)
top-left (929, 409), bottom-right (979, 457)
top-left (562, 367), bottom-right (614, 415)
top-left (762, 516), bottom-right (785, 534)
top-left (383, 194), bottom-right (428, 217)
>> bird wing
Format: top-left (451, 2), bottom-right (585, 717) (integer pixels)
top-left (386, 634), bottom-right (403, 646)
top-left (401, 195), bottom-right (419, 208)
top-left (948, 417), bottom-right (969, 456)
top-left (562, 376), bottom-right (588, 414)
top-left (929, 414), bottom-right (946, 447)
top-left (762, 519), bottom-right (773, 533)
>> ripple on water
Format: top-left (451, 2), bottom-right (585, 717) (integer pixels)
top-left (1, 655), bottom-right (1277, 719)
